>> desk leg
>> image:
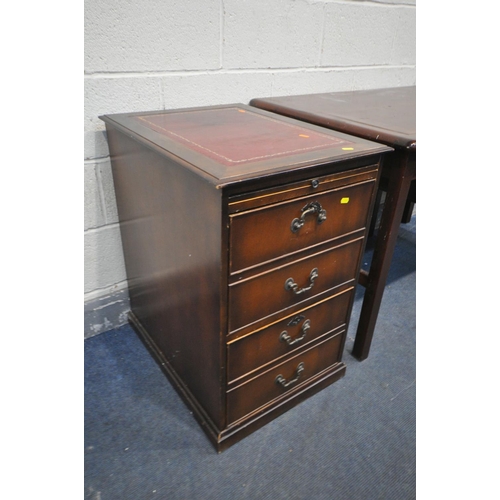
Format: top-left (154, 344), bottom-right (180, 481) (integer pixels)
top-left (352, 152), bottom-right (415, 361)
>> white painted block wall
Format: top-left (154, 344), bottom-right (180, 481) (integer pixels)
top-left (84, 0), bottom-right (416, 337)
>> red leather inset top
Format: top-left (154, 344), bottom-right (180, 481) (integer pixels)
top-left (133, 107), bottom-right (352, 167)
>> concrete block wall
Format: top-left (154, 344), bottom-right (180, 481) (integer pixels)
top-left (84, 0), bottom-right (416, 338)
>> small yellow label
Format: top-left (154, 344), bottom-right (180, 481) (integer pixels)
top-left (238, 109), bottom-right (246, 113)
top-left (341, 197), bottom-right (350, 204)
top-left (299, 134), bottom-right (309, 138)
top-left (342, 147), bottom-right (354, 151)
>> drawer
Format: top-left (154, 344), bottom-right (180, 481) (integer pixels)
top-left (229, 179), bottom-right (375, 273)
top-left (228, 237), bottom-right (363, 333)
top-left (227, 287), bottom-right (353, 383)
top-left (227, 331), bottom-right (343, 424)
top-left (228, 164), bottom-right (378, 213)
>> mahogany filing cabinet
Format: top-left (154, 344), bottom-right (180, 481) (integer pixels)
top-left (100, 104), bottom-right (392, 451)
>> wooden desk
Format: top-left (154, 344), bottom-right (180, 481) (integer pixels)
top-left (100, 104), bottom-right (391, 450)
top-left (251, 87), bottom-right (416, 361)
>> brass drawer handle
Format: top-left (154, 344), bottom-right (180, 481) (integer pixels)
top-left (275, 362), bottom-right (305, 388)
top-left (285, 268), bottom-right (318, 295)
top-left (280, 319), bottom-right (311, 346)
top-left (290, 201), bottom-right (327, 233)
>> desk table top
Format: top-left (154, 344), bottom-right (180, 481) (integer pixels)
top-left (250, 86), bottom-right (416, 150)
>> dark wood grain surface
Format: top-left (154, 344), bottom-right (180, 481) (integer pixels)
top-left (250, 87), bottom-right (416, 150)
top-left (230, 178), bottom-right (376, 272)
top-left (228, 238), bottom-right (363, 332)
top-left (227, 288), bottom-right (353, 383)
top-left (105, 126), bottom-right (226, 428)
top-left (227, 332), bottom-right (344, 424)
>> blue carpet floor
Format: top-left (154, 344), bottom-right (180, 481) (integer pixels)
top-left (85, 215), bottom-right (416, 500)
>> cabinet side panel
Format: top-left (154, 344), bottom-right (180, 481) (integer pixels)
top-left (106, 127), bottom-right (224, 429)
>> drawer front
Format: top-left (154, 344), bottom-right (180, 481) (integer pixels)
top-left (229, 180), bottom-right (375, 273)
top-left (227, 288), bottom-right (353, 383)
top-left (228, 164), bottom-right (378, 213)
top-left (227, 332), bottom-right (343, 424)
top-left (228, 238), bottom-right (363, 333)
